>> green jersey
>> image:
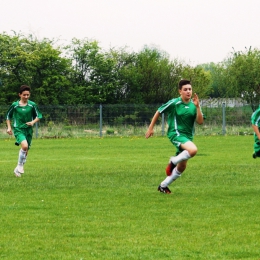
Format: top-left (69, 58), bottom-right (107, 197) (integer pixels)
top-left (6, 100), bottom-right (42, 128)
top-left (251, 106), bottom-right (260, 128)
top-left (158, 97), bottom-right (198, 140)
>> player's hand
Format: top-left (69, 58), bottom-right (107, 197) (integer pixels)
top-left (145, 129), bottom-right (154, 139)
top-left (26, 121), bottom-right (34, 127)
top-left (6, 128), bottom-right (12, 135)
top-left (193, 93), bottom-right (200, 107)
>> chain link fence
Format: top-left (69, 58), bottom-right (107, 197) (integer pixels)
top-left (0, 98), bottom-right (254, 139)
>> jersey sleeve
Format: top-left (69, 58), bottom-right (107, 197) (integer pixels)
top-left (33, 104), bottom-right (43, 119)
top-left (157, 98), bottom-right (176, 114)
top-left (5, 103), bottom-right (15, 120)
top-left (251, 108), bottom-right (260, 126)
top-left (29, 101), bottom-right (43, 120)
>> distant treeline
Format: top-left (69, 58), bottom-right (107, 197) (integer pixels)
top-left (1, 32), bottom-right (260, 111)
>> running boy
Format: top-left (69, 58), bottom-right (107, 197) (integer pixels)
top-left (145, 79), bottom-right (203, 194)
top-left (6, 85), bottom-right (42, 177)
top-left (251, 105), bottom-right (260, 158)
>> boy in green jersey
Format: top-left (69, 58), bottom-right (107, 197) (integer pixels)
top-left (251, 105), bottom-right (260, 158)
top-left (6, 85), bottom-right (42, 177)
top-left (145, 79), bottom-right (203, 194)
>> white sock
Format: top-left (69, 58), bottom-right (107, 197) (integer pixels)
top-left (23, 155), bottom-right (27, 165)
top-left (170, 150), bottom-right (191, 165)
top-left (18, 149), bottom-right (26, 166)
top-left (161, 168), bottom-right (181, 187)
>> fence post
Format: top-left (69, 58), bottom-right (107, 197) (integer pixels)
top-left (222, 102), bottom-right (226, 135)
top-left (35, 122), bottom-right (38, 139)
top-left (161, 113), bottom-right (165, 136)
top-left (99, 104), bottom-right (103, 137)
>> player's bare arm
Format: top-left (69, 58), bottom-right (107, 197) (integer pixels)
top-left (192, 93), bottom-right (200, 107)
top-left (193, 93), bottom-right (203, 125)
top-left (252, 124), bottom-right (260, 140)
top-left (6, 119), bottom-right (12, 135)
top-left (145, 111), bottom-right (160, 139)
top-left (26, 117), bottom-right (40, 127)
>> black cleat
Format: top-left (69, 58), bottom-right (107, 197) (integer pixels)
top-left (253, 153), bottom-right (257, 159)
top-left (158, 185), bottom-right (171, 194)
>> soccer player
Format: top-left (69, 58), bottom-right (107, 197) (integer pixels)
top-left (145, 79), bottom-right (203, 194)
top-left (251, 105), bottom-right (260, 159)
top-left (6, 85), bottom-right (43, 177)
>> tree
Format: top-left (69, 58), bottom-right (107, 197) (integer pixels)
top-left (106, 47), bottom-right (141, 104)
top-left (135, 47), bottom-right (183, 104)
top-left (66, 38), bottom-right (118, 104)
top-left (199, 62), bottom-right (229, 98)
top-left (181, 64), bottom-right (212, 98)
top-left (226, 47), bottom-right (260, 111)
top-left (0, 32), bottom-right (72, 105)
top-left (0, 32), bottom-right (32, 104)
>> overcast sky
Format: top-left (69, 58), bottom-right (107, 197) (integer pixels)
top-left (1, 0), bottom-right (260, 65)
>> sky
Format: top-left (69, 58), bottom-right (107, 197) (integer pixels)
top-left (1, 0), bottom-right (260, 65)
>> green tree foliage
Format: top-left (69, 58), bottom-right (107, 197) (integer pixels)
top-left (0, 32), bottom-right (32, 104)
top-left (66, 38), bottom-right (119, 104)
top-left (135, 47), bottom-right (183, 104)
top-left (199, 62), bottom-right (228, 98)
top-left (29, 39), bottom-right (72, 105)
top-left (106, 48), bottom-right (141, 104)
top-left (182, 64), bottom-right (212, 98)
top-left (0, 32), bottom-right (217, 106)
top-left (226, 47), bottom-right (260, 111)
top-left (135, 47), bottom-right (211, 104)
top-left (0, 32), bottom-right (71, 105)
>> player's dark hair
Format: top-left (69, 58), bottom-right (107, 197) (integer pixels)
top-left (178, 79), bottom-right (191, 90)
top-left (19, 85), bottom-right (31, 94)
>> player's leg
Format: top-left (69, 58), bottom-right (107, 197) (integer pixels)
top-left (165, 160), bottom-right (176, 176)
top-left (159, 160), bottom-right (187, 194)
top-left (14, 145), bottom-right (25, 177)
top-left (165, 137), bottom-right (182, 176)
top-left (13, 129), bottom-right (29, 175)
top-left (16, 140), bottom-right (28, 174)
top-left (22, 131), bottom-right (32, 166)
top-left (160, 136), bottom-right (194, 193)
top-left (170, 141), bottom-right (197, 165)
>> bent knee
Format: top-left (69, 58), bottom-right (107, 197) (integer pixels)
top-left (181, 141), bottom-right (198, 157)
top-left (21, 141), bottom-right (29, 151)
top-left (187, 147), bottom-right (198, 157)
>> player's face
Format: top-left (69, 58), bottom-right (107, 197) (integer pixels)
top-left (179, 84), bottom-right (192, 102)
top-left (19, 91), bottom-right (30, 103)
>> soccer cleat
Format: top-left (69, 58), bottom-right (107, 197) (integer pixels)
top-left (17, 165), bottom-right (24, 174)
top-left (165, 161), bottom-right (176, 176)
top-left (14, 167), bottom-right (21, 177)
top-left (158, 185), bottom-right (171, 194)
top-left (253, 153), bottom-right (257, 159)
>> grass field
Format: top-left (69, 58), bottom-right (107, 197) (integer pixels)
top-left (1, 136), bottom-right (260, 260)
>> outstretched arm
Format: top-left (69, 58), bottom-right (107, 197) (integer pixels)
top-left (193, 93), bottom-right (203, 125)
top-left (145, 111), bottom-right (160, 138)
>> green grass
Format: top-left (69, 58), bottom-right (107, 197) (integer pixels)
top-left (1, 136), bottom-right (260, 259)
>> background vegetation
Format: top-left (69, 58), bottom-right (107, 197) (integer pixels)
top-left (1, 32), bottom-right (260, 111)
